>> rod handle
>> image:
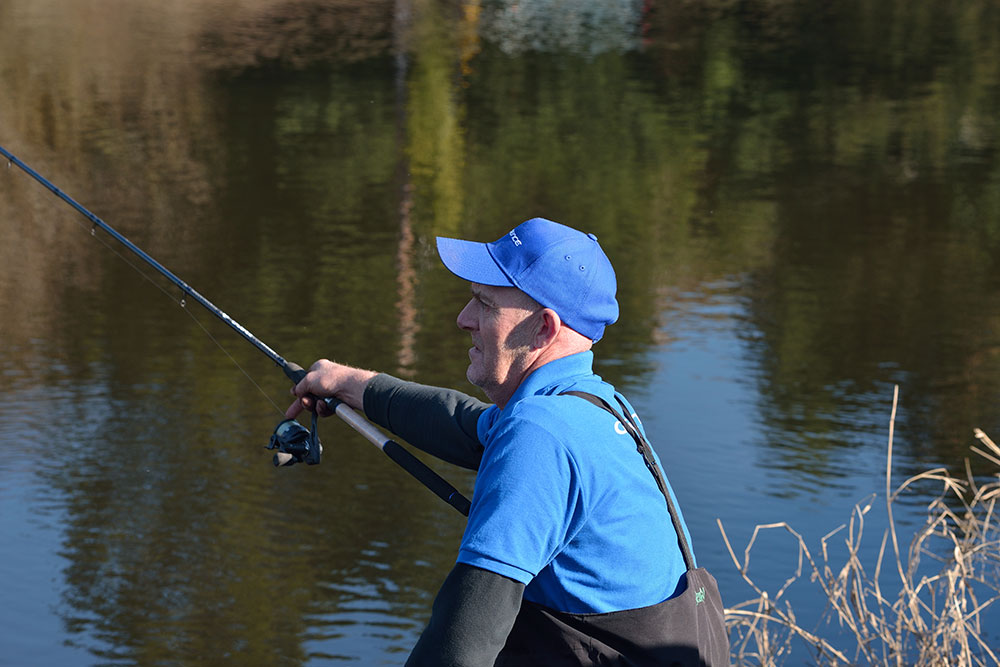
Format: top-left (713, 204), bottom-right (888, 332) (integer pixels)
top-left (382, 441), bottom-right (472, 516)
top-left (283, 361), bottom-right (307, 384)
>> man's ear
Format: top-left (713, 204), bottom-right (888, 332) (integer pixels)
top-left (532, 308), bottom-right (562, 349)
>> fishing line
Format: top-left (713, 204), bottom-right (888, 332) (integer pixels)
top-left (8, 159), bottom-right (284, 414)
top-left (92, 236), bottom-right (289, 437)
top-left (2, 144), bottom-right (471, 514)
top-left (181, 312), bottom-right (285, 415)
top-left (91, 232), bottom-right (283, 415)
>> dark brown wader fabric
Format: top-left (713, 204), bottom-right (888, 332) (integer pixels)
top-left (494, 392), bottom-right (730, 667)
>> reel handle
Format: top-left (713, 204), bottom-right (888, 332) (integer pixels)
top-left (273, 451), bottom-right (296, 466)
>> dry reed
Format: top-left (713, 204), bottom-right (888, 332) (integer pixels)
top-left (719, 387), bottom-right (1000, 666)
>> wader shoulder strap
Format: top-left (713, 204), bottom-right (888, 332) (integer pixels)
top-left (560, 391), bottom-right (697, 572)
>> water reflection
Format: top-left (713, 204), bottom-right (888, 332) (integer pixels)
top-left (481, 0), bottom-right (645, 56)
top-left (1, 0), bottom-right (998, 663)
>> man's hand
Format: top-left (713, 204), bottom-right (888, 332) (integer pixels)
top-left (285, 359), bottom-right (377, 419)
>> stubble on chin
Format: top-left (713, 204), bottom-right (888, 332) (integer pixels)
top-left (467, 364), bottom-right (498, 403)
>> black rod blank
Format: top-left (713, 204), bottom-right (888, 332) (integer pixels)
top-left (2, 144), bottom-right (470, 515)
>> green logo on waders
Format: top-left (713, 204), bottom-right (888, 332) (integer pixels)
top-left (695, 587), bottom-right (706, 604)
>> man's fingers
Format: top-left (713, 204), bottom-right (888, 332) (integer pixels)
top-left (291, 364), bottom-right (333, 398)
top-left (284, 397), bottom-right (301, 420)
top-left (286, 360), bottom-right (345, 418)
top-left (291, 376), bottom-right (311, 398)
top-left (284, 396), bottom-right (313, 419)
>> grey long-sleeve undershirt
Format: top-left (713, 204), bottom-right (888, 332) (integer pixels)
top-left (362, 373), bottom-right (490, 471)
top-left (361, 374), bottom-right (524, 665)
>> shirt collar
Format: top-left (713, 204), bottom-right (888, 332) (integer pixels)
top-left (502, 350), bottom-right (596, 412)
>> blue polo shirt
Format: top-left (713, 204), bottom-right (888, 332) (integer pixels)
top-left (456, 351), bottom-right (693, 614)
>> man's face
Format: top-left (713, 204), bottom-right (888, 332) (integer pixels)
top-left (456, 283), bottom-right (540, 405)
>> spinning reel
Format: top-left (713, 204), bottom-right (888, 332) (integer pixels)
top-left (266, 411), bottom-right (322, 467)
top-left (0, 144), bottom-right (469, 512)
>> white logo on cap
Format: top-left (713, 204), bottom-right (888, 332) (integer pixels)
top-left (509, 230), bottom-right (522, 247)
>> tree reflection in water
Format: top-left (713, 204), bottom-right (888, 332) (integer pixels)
top-left (0, 0), bottom-right (997, 663)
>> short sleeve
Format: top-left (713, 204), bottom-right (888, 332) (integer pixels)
top-left (456, 416), bottom-right (585, 584)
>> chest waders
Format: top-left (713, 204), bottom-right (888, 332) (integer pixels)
top-left (494, 392), bottom-right (730, 667)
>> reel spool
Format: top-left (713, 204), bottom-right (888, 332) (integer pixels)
top-left (266, 413), bottom-right (322, 467)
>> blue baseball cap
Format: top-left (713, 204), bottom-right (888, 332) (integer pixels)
top-left (436, 217), bottom-right (619, 342)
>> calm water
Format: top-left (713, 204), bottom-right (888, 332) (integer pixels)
top-left (1, 0), bottom-right (999, 664)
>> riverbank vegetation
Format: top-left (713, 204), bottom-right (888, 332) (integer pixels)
top-left (720, 389), bottom-right (1000, 665)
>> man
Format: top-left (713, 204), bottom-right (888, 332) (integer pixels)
top-left (287, 218), bottom-right (728, 666)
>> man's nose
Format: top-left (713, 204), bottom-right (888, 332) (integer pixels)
top-left (457, 299), bottom-right (477, 331)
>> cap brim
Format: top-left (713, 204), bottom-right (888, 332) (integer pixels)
top-left (436, 236), bottom-right (513, 287)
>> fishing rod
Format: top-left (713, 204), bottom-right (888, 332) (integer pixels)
top-left (1, 143), bottom-right (471, 517)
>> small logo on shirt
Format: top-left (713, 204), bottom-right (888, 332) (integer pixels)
top-left (509, 230), bottom-right (522, 246)
top-left (695, 587), bottom-right (706, 604)
top-left (613, 413), bottom-right (642, 435)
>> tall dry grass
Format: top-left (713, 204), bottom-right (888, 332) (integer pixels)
top-left (719, 387), bottom-right (1000, 666)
